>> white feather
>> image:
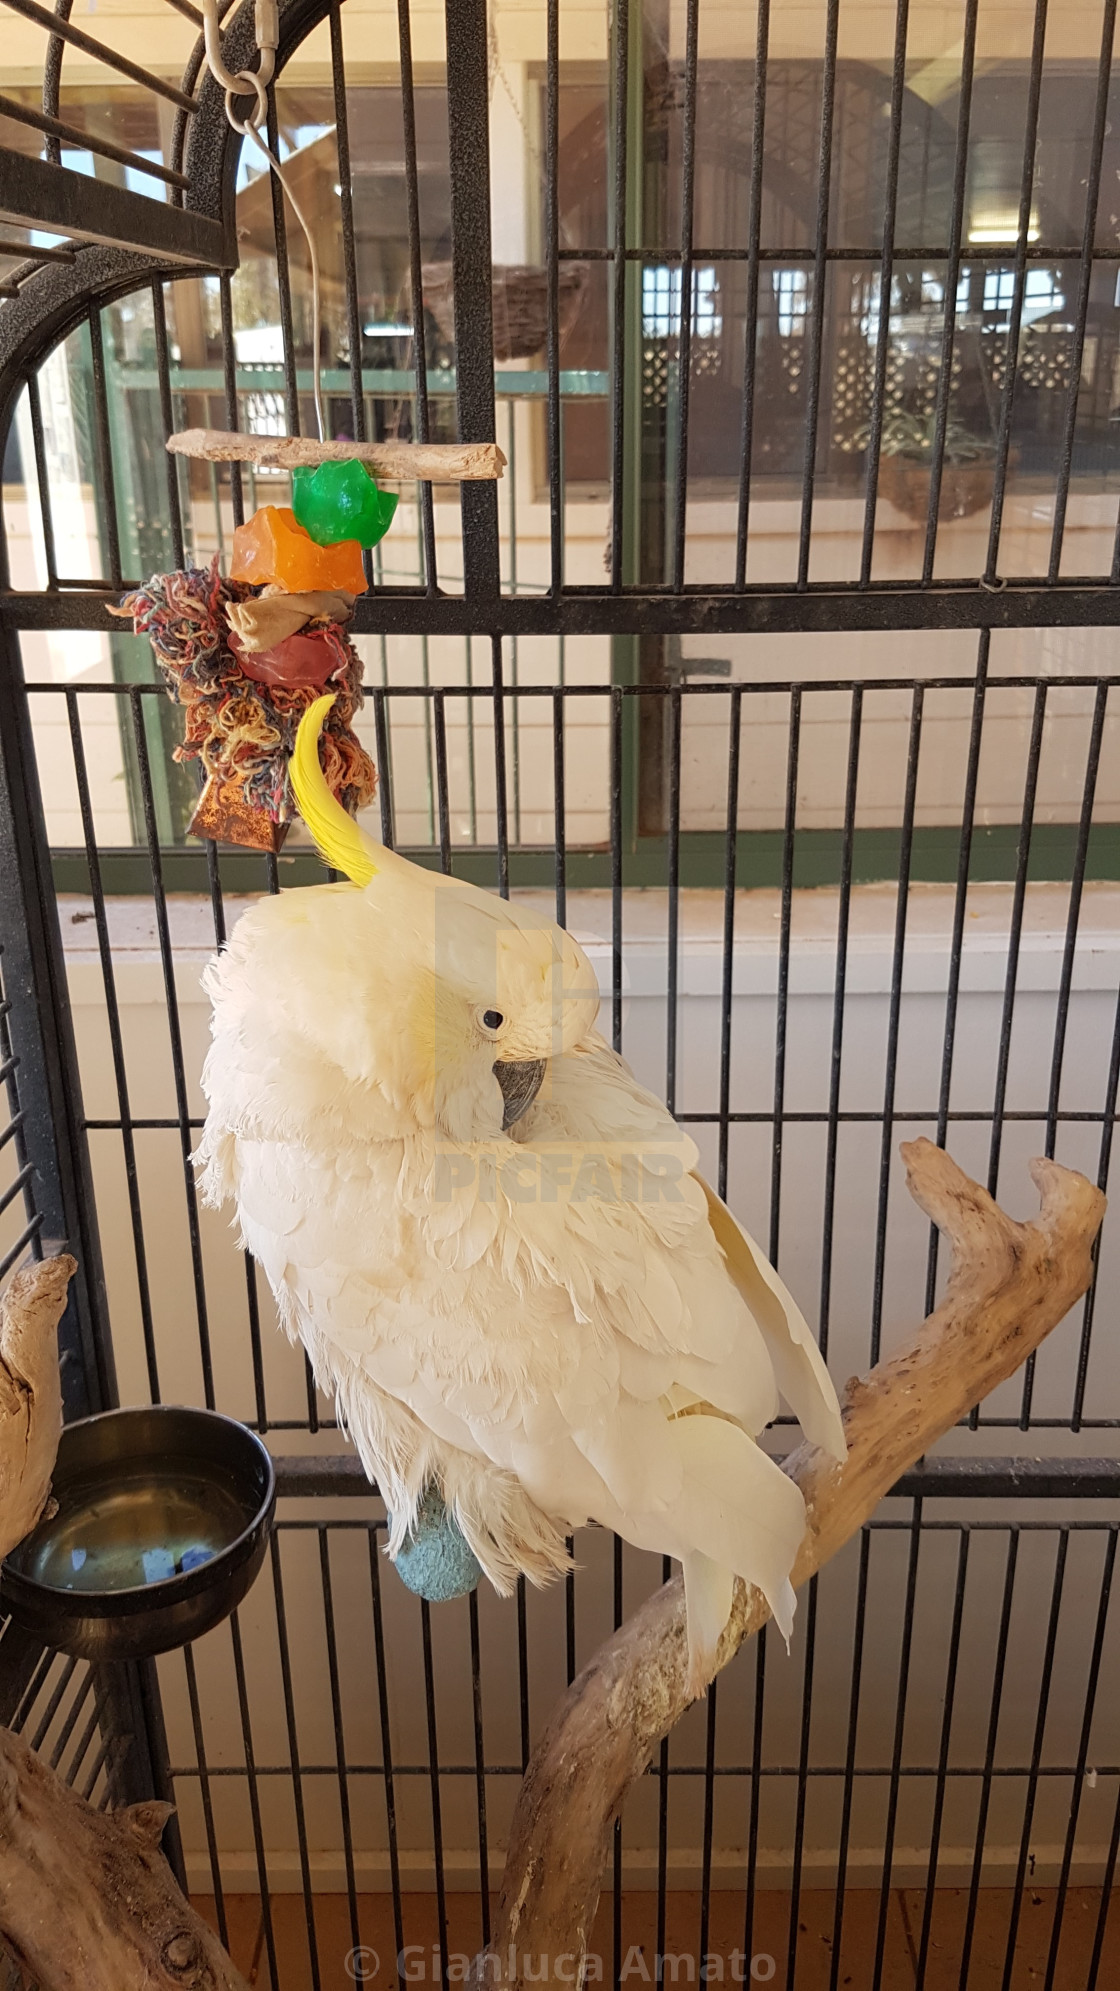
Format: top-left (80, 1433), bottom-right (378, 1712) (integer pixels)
top-left (197, 873), bottom-right (845, 1692)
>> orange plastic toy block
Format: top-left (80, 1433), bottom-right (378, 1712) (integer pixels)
top-left (229, 507), bottom-right (368, 595)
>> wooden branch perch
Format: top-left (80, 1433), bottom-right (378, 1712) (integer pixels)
top-left (166, 429), bottom-right (506, 482)
top-left (0, 1255), bottom-right (73, 1563)
top-left (481, 1140), bottom-right (1106, 1988)
top-left (0, 1725), bottom-right (250, 1991)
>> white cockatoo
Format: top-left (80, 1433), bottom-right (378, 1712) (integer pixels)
top-left (197, 697), bottom-right (845, 1690)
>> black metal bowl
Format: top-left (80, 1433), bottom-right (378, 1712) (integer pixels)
top-left (1, 1405), bottom-right (276, 1661)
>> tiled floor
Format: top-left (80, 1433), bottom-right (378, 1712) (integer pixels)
top-left (191, 1887), bottom-right (1119, 1990)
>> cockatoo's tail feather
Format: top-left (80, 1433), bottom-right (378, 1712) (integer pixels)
top-left (291, 694), bottom-right (379, 885)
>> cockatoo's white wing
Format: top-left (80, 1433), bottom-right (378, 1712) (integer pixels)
top-left (695, 1181), bottom-right (848, 1461)
top-left (519, 1032), bottom-right (846, 1457)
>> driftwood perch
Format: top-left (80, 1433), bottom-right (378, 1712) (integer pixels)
top-left (0, 1254), bottom-right (73, 1562)
top-left (480, 1139), bottom-right (1107, 1988)
top-left (0, 1726), bottom-right (250, 1991)
top-left (166, 428), bottom-right (506, 481)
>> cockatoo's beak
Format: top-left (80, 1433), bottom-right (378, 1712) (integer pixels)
top-left (493, 1058), bottom-right (546, 1130)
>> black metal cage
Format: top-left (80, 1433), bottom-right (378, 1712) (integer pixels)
top-left (2, 0), bottom-right (1120, 1984)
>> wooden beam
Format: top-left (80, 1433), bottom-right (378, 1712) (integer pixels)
top-left (166, 428), bottom-right (506, 481)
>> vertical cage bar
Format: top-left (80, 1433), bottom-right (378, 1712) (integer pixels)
top-left (769, 686), bottom-right (800, 1264)
top-left (444, 0), bottom-right (500, 599)
top-left (65, 690), bottom-right (159, 1401)
top-left (818, 686), bottom-right (863, 1360)
top-left (784, 1576), bottom-right (819, 1990)
top-left (871, 1502), bottom-right (924, 1991)
top-left (182, 1643), bottom-right (228, 1951)
top-left (229, 1611), bottom-right (280, 1989)
top-left (433, 690), bottom-right (452, 874)
top-left (368, 1528), bottom-right (406, 1963)
top-left (858, 0), bottom-right (910, 586)
top-left (1043, 1528), bottom-right (1117, 1991)
top-left (25, 371), bottom-right (58, 588)
top-left (1072, 969), bottom-right (1120, 1428)
top-left (1048, 0), bottom-right (1117, 581)
top-left (421, 1599), bottom-right (450, 1982)
top-left (986, 682), bottom-right (1047, 1202)
top-left (698, 1679), bottom-right (719, 1968)
top-left (742, 1627), bottom-right (766, 1967)
top-left (150, 280), bottom-right (185, 570)
top-left (129, 690), bottom-right (215, 1409)
top-left (265, 90), bottom-right (302, 437)
top-left (921, 0), bottom-right (980, 585)
top-left (717, 688), bottom-right (743, 1199)
top-left (925, 631), bottom-right (988, 1313)
top-left (914, 1529), bottom-right (970, 1986)
top-left (87, 307), bottom-right (123, 588)
top-left (268, 1535), bottom-right (322, 1991)
top-left (656, 1550), bottom-right (672, 1974)
top-left (612, 1534), bottom-right (623, 1991)
top-left (1087, 1684), bottom-right (1120, 1987)
top-left (734, 0), bottom-right (771, 590)
top-left (219, 272), bottom-right (244, 528)
top-left (1044, 681), bottom-right (1107, 1160)
top-left (330, 0), bottom-right (367, 449)
top-left (670, 0), bottom-right (701, 593)
top-left (374, 687), bottom-right (397, 848)
top-left (468, 1588), bottom-right (491, 1945)
top-left (958, 1531), bottom-right (1020, 1985)
top-left (243, 1252), bottom-right (270, 1432)
top-left (492, 636), bottom-right (510, 898)
top-left (553, 686), bottom-right (567, 928)
top-left (608, 0), bottom-right (630, 593)
top-left (983, 0), bottom-right (1050, 586)
top-left (611, 686), bottom-right (623, 1051)
top-left (998, 1530), bottom-right (1069, 1991)
top-left (828, 1530), bottom-right (871, 1991)
top-left (319, 1529), bottom-right (363, 1962)
top-left (870, 685), bottom-right (923, 1363)
top-left (665, 686), bottom-right (682, 1115)
top-left (398, 0), bottom-right (439, 591)
top-left (795, 0), bottom-right (840, 589)
top-left (545, 0), bottom-right (562, 593)
top-left (516, 1578), bottom-right (531, 1771)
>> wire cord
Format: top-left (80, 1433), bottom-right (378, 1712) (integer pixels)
top-left (201, 0), bottom-right (325, 442)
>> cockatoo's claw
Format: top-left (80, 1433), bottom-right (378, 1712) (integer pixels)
top-left (494, 1057), bottom-right (547, 1129)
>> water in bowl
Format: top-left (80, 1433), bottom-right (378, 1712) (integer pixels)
top-left (24, 1471), bottom-right (249, 1594)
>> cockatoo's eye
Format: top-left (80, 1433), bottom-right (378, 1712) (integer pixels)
top-left (479, 1008), bottom-right (505, 1036)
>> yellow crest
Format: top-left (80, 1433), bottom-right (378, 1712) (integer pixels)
top-left (290, 696), bottom-right (378, 886)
